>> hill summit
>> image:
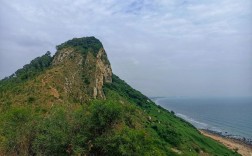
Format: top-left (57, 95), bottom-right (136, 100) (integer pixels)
top-left (52, 37), bottom-right (112, 100)
top-left (0, 37), bottom-right (239, 155)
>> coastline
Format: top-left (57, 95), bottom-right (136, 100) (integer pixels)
top-left (200, 129), bottom-right (252, 156)
top-left (153, 97), bottom-right (252, 155)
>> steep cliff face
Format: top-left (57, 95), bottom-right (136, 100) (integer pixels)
top-left (94, 49), bottom-right (112, 99)
top-left (52, 37), bottom-right (112, 101)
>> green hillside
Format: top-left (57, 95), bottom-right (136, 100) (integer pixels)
top-left (0, 37), bottom-right (239, 155)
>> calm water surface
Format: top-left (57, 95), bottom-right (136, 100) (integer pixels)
top-left (156, 97), bottom-right (252, 139)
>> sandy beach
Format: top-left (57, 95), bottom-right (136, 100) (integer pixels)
top-left (200, 130), bottom-right (252, 156)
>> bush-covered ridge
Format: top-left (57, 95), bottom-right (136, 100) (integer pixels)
top-left (1, 51), bottom-right (52, 81)
top-left (0, 51), bottom-right (53, 91)
top-left (56, 36), bottom-right (103, 56)
top-left (104, 74), bottom-right (150, 108)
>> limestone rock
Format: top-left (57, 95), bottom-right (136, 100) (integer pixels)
top-left (94, 49), bottom-right (112, 99)
top-left (51, 38), bottom-right (112, 101)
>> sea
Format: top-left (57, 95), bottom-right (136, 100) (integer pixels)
top-left (154, 97), bottom-right (252, 141)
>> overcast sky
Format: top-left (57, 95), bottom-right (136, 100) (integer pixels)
top-left (0, 0), bottom-right (251, 97)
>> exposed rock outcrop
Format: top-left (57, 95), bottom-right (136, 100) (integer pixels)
top-left (52, 48), bottom-right (75, 66)
top-left (94, 49), bottom-right (112, 99)
top-left (51, 37), bottom-right (112, 101)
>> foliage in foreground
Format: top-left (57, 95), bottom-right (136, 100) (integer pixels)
top-left (0, 99), bottom-right (176, 155)
top-left (0, 85), bottom-right (240, 155)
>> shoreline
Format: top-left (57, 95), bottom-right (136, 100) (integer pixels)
top-left (201, 129), bottom-right (252, 146)
top-left (200, 129), bottom-right (252, 156)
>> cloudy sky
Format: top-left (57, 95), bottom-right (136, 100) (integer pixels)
top-left (0, 0), bottom-right (251, 97)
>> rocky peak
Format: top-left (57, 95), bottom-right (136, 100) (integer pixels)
top-left (51, 37), bottom-right (112, 101)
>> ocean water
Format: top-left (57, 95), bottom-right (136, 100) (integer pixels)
top-left (155, 97), bottom-right (252, 140)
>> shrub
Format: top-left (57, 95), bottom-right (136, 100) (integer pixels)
top-left (32, 108), bottom-right (71, 155)
top-left (152, 124), bottom-right (181, 147)
top-left (27, 96), bottom-right (35, 103)
top-left (0, 107), bottom-right (33, 155)
top-left (88, 100), bottom-right (123, 136)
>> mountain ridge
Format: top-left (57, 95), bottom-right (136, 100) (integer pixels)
top-left (0, 37), bottom-right (239, 156)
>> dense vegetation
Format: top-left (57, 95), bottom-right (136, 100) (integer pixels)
top-left (0, 37), bottom-right (240, 155)
top-left (104, 74), bottom-right (151, 108)
top-left (56, 37), bottom-right (103, 56)
top-left (0, 51), bottom-right (52, 90)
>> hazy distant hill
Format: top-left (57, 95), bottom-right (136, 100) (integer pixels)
top-left (0, 37), bottom-right (239, 155)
